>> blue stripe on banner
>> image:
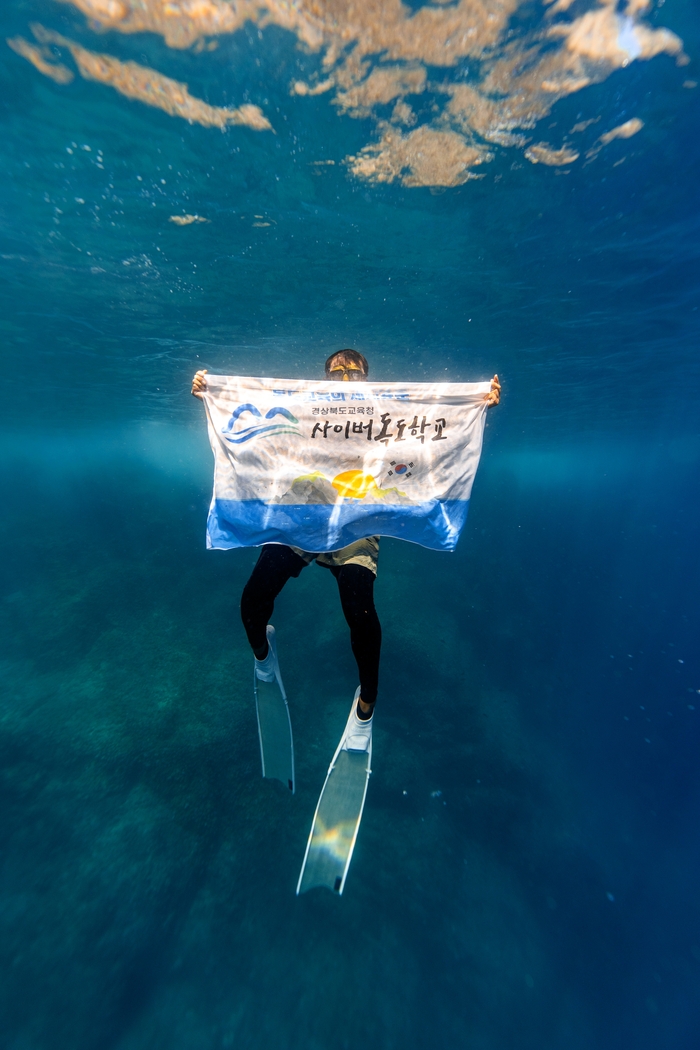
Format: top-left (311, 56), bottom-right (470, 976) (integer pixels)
top-left (206, 499), bottom-right (470, 553)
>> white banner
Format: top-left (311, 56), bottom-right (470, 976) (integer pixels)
top-left (202, 374), bottom-right (490, 552)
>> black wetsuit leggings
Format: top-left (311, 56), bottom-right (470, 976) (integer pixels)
top-left (240, 545), bottom-right (381, 706)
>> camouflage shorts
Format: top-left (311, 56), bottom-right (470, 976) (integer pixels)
top-left (290, 536), bottom-right (379, 577)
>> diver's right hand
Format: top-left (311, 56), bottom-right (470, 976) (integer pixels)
top-left (191, 369), bottom-right (208, 399)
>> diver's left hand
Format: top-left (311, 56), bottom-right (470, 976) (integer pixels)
top-left (485, 374), bottom-right (501, 407)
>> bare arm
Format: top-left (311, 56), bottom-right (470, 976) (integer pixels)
top-left (191, 369), bottom-right (208, 399)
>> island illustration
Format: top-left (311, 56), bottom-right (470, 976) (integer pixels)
top-left (271, 470), bottom-right (419, 506)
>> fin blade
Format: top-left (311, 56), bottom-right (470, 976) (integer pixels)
top-left (254, 673), bottom-right (295, 793)
top-left (297, 743), bottom-right (371, 894)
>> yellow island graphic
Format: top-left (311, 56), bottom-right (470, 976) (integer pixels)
top-left (273, 470), bottom-right (415, 506)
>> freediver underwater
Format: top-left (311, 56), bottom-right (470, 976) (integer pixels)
top-left (192, 351), bottom-right (501, 893)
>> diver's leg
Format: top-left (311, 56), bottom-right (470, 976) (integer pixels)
top-left (241, 545), bottom-right (308, 659)
top-left (334, 564), bottom-right (381, 719)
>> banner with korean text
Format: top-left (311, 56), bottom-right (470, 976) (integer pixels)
top-left (202, 374), bottom-right (491, 553)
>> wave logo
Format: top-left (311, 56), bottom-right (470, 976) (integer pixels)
top-left (222, 403), bottom-right (300, 443)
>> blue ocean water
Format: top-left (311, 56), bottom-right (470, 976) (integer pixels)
top-left (1, 1), bottom-right (699, 1047)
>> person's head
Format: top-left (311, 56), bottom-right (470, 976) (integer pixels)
top-left (325, 348), bottom-right (369, 382)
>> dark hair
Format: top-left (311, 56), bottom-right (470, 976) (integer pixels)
top-left (325, 348), bottom-right (369, 376)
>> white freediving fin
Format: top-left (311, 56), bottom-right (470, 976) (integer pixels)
top-left (296, 687), bottom-right (372, 895)
top-left (253, 625), bottom-right (295, 793)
